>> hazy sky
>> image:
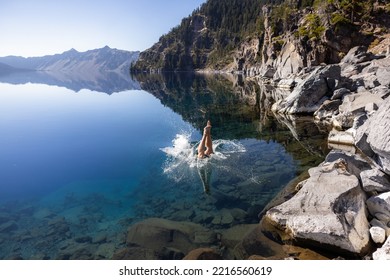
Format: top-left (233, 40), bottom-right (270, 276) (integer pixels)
top-left (0, 0), bottom-right (206, 57)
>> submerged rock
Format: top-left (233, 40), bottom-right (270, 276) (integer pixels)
top-left (183, 248), bottom-right (222, 260)
top-left (0, 221), bottom-right (18, 233)
top-left (125, 218), bottom-right (217, 259)
top-left (265, 152), bottom-right (370, 255)
top-left (233, 223), bottom-right (286, 260)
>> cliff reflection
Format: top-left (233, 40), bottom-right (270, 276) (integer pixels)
top-left (134, 72), bottom-right (330, 170)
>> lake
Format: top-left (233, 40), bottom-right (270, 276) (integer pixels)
top-left (0, 71), bottom-right (329, 259)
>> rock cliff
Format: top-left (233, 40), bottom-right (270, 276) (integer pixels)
top-left (132, 0), bottom-right (389, 76)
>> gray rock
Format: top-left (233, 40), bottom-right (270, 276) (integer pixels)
top-left (369, 226), bottom-right (386, 244)
top-left (365, 101), bottom-right (390, 174)
top-left (331, 88), bottom-right (351, 100)
top-left (324, 150), bottom-right (371, 177)
top-left (339, 92), bottom-right (383, 116)
top-left (365, 102), bottom-right (379, 115)
top-left (273, 42), bottom-right (304, 80)
top-left (277, 78), bottom-right (297, 89)
top-left (260, 65), bottom-right (276, 78)
top-left (366, 192), bottom-right (390, 225)
top-left (341, 46), bottom-right (375, 64)
top-left (265, 154), bottom-right (370, 254)
top-left (367, 57), bottom-right (390, 87)
top-left (354, 123), bottom-right (376, 158)
top-left (370, 218), bottom-right (390, 237)
top-left (272, 65), bottom-right (341, 114)
top-left (371, 85), bottom-right (390, 100)
top-left (314, 100), bottom-right (341, 120)
top-left (328, 129), bottom-right (354, 146)
top-left (360, 168), bottom-right (390, 193)
top-left (372, 236), bottom-right (390, 260)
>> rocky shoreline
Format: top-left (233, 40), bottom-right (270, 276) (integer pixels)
top-left (262, 45), bottom-right (390, 260)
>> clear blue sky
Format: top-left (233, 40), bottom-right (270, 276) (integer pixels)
top-left (0, 0), bottom-right (206, 57)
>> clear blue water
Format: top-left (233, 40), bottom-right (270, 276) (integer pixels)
top-left (0, 73), bottom-right (328, 259)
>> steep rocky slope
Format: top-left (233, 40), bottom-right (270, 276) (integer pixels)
top-left (132, 0), bottom-right (390, 77)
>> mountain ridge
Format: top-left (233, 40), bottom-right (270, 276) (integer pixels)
top-left (0, 46), bottom-right (140, 74)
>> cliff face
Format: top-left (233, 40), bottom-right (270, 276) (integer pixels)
top-left (132, 0), bottom-right (390, 78)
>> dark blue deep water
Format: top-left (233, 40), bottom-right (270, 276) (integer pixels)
top-left (0, 72), bottom-right (328, 259)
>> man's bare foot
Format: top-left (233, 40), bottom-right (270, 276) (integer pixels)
top-left (203, 121), bottom-right (211, 135)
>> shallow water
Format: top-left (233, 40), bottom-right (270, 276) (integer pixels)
top-left (0, 72), bottom-right (328, 259)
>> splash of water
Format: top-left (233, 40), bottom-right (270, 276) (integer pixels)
top-left (160, 132), bottom-right (246, 180)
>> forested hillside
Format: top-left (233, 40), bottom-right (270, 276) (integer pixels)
top-left (131, 0), bottom-right (390, 74)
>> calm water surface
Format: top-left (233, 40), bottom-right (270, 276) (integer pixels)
top-left (0, 73), bottom-right (328, 259)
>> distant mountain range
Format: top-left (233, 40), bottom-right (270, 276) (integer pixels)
top-left (0, 46), bottom-right (140, 73)
top-left (0, 46), bottom-right (141, 94)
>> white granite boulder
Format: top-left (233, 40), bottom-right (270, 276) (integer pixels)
top-left (370, 226), bottom-right (386, 244)
top-left (373, 236), bottom-right (390, 260)
top-left (265, 155), bottom-right (370, 255)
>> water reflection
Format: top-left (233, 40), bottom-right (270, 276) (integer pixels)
top-left (0, 69), bottom-right (140, 94)
top-left (134, 72), bottom-right (330, 163)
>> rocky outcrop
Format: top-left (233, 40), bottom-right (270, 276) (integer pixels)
top-left (265, 42), bottom-right (390, 258)
top-left (266, 151), bottom-right (371, 255)
top-left (271, 65), bottom-right (341, 114)
top-left (357, 100), bottom-right (390, 175)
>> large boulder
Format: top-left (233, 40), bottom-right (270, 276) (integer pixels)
top-left (355, 100), bottom-right (390, 175)
top-left (271, 65), bottom-right (341, 114)
top-left (265, 152), bottom-right (370, 255)
top-left (125, 218), bottom-right (217, 259)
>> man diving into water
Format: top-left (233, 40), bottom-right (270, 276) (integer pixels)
top-left (197, 120), bottom-right (214, 194)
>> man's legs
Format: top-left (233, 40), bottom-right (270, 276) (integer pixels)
top-left (198, 120), bottom-right (213, 158)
